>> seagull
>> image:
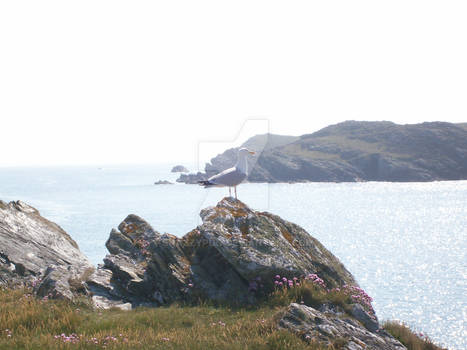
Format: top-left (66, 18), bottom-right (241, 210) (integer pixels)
top-left (199, 147), bottom-right (255, 199)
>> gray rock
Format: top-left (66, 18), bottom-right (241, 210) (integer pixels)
top-left (198, 198), bottom-right (355, 288)
top-left (86, 266), bottom-right (132, 306)
top-left (351, 303), bottom-right (380, 333)
top-left (278, 303), bottom-right (406, 350)
top-left (36, 265), bottom-right (93, 300)
top-left (177, 121), bottom-right (467, 183)
top-left (91, 295), bottom-right (132, 310)
top-left (0, 200), bottom-right (92, 294)
top-left (105, 229), bottom-right (136, 256)
top-left (171, 165), bottom-right (189, 173)
top-left (154, 180), bottom-right (173, 185)
top-left (91, 197), bottom-right (356, 307)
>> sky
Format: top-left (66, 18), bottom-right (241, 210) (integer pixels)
top-left (1, 1), bottom-right (466, 166)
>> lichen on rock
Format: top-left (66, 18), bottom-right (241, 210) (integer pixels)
top-left (0, 200), bottom-right (92, 292)
top-left (89, 197), bottom-right (356, 308)
top-left (278, 303), bottom-right (406, 350)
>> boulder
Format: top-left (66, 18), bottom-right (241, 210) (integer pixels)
top-left (36, 265), bottom-right (93, 300)
top-left (278, 303), bottom-right (406, 350)
top-left (0, 200), bottom-right (92, 295)
top-left (154, 180), bottom-right (173, 185)
top-left (171, 165), bottom-right (189, 173)
top-left (91, 197), bottom-right (356, 307)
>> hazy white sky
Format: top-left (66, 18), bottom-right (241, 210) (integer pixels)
top-left (1, 1), bottom-right (466, 166)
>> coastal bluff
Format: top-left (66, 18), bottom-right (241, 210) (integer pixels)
top-left (178, 121), bottom-right (467, 183)
top-left (1, 198), bottom-right (407, 349)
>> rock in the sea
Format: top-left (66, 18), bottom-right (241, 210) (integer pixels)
top-left (91, 197), bottom-right (356, 308)
top-left (176, 171), bottom-right (207, 184)
top-left (278, 303), bottom-right (406, 350)
top-left (0, 200), bottom-right (92, 298)
top-left (171, 165), bottom-right (189, 173)
top-left (154, 180), bottom-right (173, 185)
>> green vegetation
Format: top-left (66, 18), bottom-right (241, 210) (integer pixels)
top-left (0, 287), bottom-right (445, 350)
top-left (267, 274), bottom-right (374, 316)
top-left (383, 321), bottom-right (446, 350)
top-left (0, 287), bottom-right (313, 350)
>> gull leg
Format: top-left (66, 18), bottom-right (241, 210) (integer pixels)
top-left (234, 186), bottom-right (237, 199)
top-left (229, 187), bottom-right (232, 197)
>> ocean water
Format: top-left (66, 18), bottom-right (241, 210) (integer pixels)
top-left (0, 164), bottom-right (465, 349)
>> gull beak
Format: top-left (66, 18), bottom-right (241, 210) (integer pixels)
top-left (249, 151), bottom-right (256, 155)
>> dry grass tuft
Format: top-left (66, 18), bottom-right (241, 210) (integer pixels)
top-left (383, 321), bottom-right (447, 350)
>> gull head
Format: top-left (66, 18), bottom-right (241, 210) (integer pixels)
top-left (238, 147), bottom-right (255, 157)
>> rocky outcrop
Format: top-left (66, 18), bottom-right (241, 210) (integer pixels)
top-left (88, 197), bottom-right (356, 308)
top-left (171, 165), bottom-right (189, 173)
top-left (278, 303), bottom-right (406, 350)
top-left (0, 200), bottom-right (92, 298)
top-left (154, 180), bottom-right (173, 185)
top-left (176, 171), bottom-right (207, 184)
top-left (178, 121), bottom-right (467, 183)
top-left (0, 198), bottom-right (435, 348)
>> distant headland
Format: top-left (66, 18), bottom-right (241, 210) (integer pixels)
top-left (177, 121), bottom-right (467, 184)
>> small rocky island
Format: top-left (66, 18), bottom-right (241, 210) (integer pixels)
top-left (171, 165), bottom-right (189, 173)
top-left (154, 180), bottom-right (173, 185)
top-left (1, 198), bottom-right (421, 349)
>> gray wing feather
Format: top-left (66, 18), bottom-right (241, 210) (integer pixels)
top-left (208, 167), bottom-right (247, 187)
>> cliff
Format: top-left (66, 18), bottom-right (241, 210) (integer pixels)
top-left (178, 121), bottom-right (467, 183)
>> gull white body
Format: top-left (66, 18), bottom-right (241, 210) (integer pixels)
top-left (199, 148), bottom-right (255, 199)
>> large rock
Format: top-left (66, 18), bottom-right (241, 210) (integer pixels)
top-left (278, 303), bottom-right (406, 350)
top-left (171, 165), bottom-right (189, 173)
top-left (0, 200), bottom-right (92, 298)
top-left (90, 197), bottom-right (356, 307)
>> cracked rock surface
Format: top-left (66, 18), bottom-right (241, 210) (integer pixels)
top-left (278, 303), bottom-right (407, 350)
top-left (88, 197), bottom-right (356, 307)
top-left (0, 200), bottom-right (92, 292)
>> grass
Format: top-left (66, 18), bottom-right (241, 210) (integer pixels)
top-left (281, 135), bottom-right (405, 161)
top-left (0, 287), bottom-right (318, 350)
top-left (267, 274), bottom-right (375, 316)
top-left (0, 286), bottom-right (446, 350)
top-left (383, 321), bottom-right (447, 350)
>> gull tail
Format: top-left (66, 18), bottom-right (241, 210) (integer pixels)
top-left (198, 180), bottom-right (216, 188)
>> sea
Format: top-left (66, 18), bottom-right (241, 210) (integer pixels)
top-left (0, 164), bottom-right (465, 349)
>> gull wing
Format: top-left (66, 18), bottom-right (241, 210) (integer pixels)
top-left (208, 167), bottom-right (247, 187)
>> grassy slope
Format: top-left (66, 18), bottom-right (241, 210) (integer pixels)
top-left (0, 287), bottom-right (446, 350)
top-left (268, 121), bottom-right (467, 162)
top-left (0, 288), bottom-right (313, 350)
